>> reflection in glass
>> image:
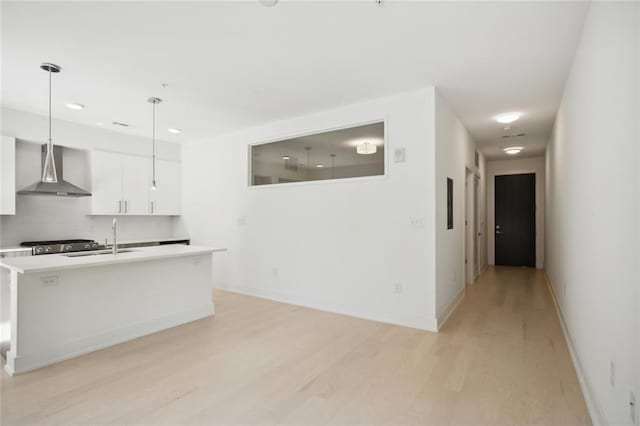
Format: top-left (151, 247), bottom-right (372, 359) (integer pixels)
top-left (250, 122), bottom-right (384, 186)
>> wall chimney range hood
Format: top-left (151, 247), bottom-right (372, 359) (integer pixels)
top-left (18, 145), bottom-right (91, 197)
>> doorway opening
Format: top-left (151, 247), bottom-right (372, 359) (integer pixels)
top-left (494, 173), bottom-right (536, 267)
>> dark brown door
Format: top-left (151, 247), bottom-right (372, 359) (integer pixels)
top-left (495, 173), bottom-right (536, 267)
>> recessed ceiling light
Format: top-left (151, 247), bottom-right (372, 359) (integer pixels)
top-left (316, 164), bottom-right (324, 168)
top-left (282, 156), bottom-right (291, 160)
top-left (503, 146), bottom-right (523, 155)
top-left (96, 122), bottom-right (104, 126)
top-left (495, 112), bottom-right (520, 124)
top-left (66, 103), bottom-right (85, 110)
top-left (168, 128), bottom-right (182, 134)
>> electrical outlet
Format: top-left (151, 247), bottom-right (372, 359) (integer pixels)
top-left (40, 276), bottom-right (59, 287)
top-left (394, 283), bottom-right (403, 294)
top-left (610, 361), bottom-right (615, 388)
top-left (393, 148), bottom-right (406, 163)
top-left (631, 392), bottom-right (636, 424)
top-left (272, 267), bottom-right (279, 277)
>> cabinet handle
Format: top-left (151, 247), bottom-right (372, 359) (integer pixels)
top-left (118, 200), bottom-right (122, 214)
top-left (124, 200), bottom-right (128, 214)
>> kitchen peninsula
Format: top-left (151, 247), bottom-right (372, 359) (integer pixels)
top-left (0, 244), bottom-right (225, 375)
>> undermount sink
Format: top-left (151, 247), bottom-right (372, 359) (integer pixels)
top-left (63, 249), bottom-right (136, 257)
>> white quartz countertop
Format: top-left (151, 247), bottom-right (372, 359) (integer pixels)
top-left (0, 245), bottom-right (226, 274)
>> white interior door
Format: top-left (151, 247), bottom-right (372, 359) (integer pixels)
top-left (121, 155), bottom-right (150, 215)
top-left (91, 151), bottom-right (123, 215)
top-left (465, 171), bottom-right (475, 284)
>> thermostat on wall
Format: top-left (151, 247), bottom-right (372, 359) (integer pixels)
top-left (394, 148), bottom-right (406, 163)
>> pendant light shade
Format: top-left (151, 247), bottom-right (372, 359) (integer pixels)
top-left (148, 97), bottom-right (162, 191)
top-left (356, 141), bottom-right (377, 155)
top-left (40, 63), bottom-right (61, 183)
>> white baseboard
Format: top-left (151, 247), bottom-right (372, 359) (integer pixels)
top-left (436, 288), bottom-right (465, 331)
top-left (544, 273), bottom-right (603, 426)
top-left (5, 304), bottom-right (214, 376)
top-left (225, 285), bottom-right (438, 333)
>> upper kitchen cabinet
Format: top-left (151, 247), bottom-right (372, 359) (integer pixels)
top-left (91, 150), bottom-right (123, 215)
top-left (0, 136), bottom-right (16, 215)
top-left (90, 150), bottom-right (181, 216)
top-left (149, 159), bottom-right (181, 215)
top-left (122, 155), bottom-right (152, 215)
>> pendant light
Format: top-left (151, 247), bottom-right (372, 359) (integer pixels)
top-left (148, 97), bottom-right (162, 190)
top-left (40, 63), bottom-right (61, 183)
top-left (356, 141), bottom-right (377, 155)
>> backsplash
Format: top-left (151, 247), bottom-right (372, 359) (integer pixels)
top-left (0, 195), bottom-right (174, 247)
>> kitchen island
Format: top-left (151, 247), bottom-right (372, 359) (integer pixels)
top-left (0, 244), bottom-right (225, 375)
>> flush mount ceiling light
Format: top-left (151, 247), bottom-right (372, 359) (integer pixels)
top-left (356, 141), bottom-right (377, 155)
top-left (315, 164), bottom-right (324, 168)
top-left (282, 156), bottom-right (291, 160)
top-left (40, 62), bottom-right (62, 183)
top-left (168, 128), bottom-right (182, 134)
top-left (66, 103), bottom-right (85, 110)
top-left (148, 97), bottom-right (162, 191)
top-left (503, 146), bottom-right (523, 155)
top-left (495, 112), bottom-right (521, 124)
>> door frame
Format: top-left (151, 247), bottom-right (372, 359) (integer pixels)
top-left (464, 167), bottom-right (480, 285)
top-left (486, 159), bottom-right (544, 269)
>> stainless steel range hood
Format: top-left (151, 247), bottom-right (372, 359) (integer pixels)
top-left (18, 145), bottom-right (91, 197)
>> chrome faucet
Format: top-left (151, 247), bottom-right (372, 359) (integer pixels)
top-left (112, 217), bottom-right (118, 255)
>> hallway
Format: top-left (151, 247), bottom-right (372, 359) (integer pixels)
top-left (1, 267), bottom-right (590, 425)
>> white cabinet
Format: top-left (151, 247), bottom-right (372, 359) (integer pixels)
top-left (149, 159), bottom-right (181, 215)
top-left (122, 155), bottom-right (151, 215)
top-left (0, 136), bottom-right (16, 215)
top-left (91, 151), bottom-right (123, 215)
top-left (90, 150), bottom-right (180, 216)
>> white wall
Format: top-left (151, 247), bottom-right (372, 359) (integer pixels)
top-left (433, 90), bottom-right (483, 322)
top-left (0, 108), bottom-right (181, 246)
top-left (486, 157), bottom-right (545, 269)
top-left (177, 88), bottom-right (439, 331)
top-left (545, 3), bottom-right (639, 425)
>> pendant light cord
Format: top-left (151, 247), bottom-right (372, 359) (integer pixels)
top-left (152, 101), bottom-right (156, 182)
top-left (48, 67), bottom-right (52, 145)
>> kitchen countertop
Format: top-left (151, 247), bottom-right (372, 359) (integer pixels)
top-left (0, 236), bottom-right (191, 255)
top-left (0, 244), bottom-right (226, 274)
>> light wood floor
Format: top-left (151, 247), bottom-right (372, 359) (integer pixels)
top-left (1, 267), bottom-right (590, 425)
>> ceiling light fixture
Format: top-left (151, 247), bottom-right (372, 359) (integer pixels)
top-left (148, 97), bottom-right (162, 191)
top-left (168, 128), bottom-right (182, 134)
top-left (356, 142), bottom-right (377, 155)
top-left (503, 146), bottom-right (523, 155)
top-left (495, 112), bottom-right (521, 124)
top-left (66, 103), bottom-right (85, 110)
top-left (316, 164), bottom-right (324, 168)
top-left (282, 156), bottom-right (291, 160)
top-left (40, 62), bottom-right (62, 183)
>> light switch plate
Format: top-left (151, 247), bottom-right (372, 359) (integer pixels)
top-left (394, 148), bottom-right (405, 163)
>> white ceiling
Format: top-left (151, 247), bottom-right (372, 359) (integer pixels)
top-left (1, 1), bottom-right (589, 159)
